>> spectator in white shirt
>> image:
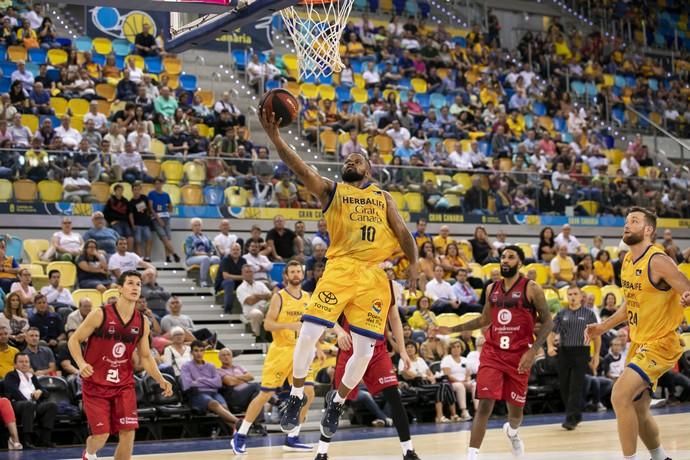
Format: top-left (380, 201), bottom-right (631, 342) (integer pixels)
top-left (236, 265), bottom-right (272, 337)
top-left (243, 241), bottom-right (273, 283)
top-left (23, 4), bottom-right (44, 29)
top-left (54, 115), bottom-right (82, 149)
top-left (64, 298), bottom-right (92, 337)
top-left (620, 151), bottom-right (640, 177)
top-left (117, 142), bottom-right (148, 183)
top-left (108, 237), bottom-right (156, 280)
top-left (554, 224), bottom-right (583, 256)
top-left (41, 216), bottom-right (83, 262)
top-left (383, 119), bottom-right (410, 149)
top-left (447, 142), bottom-right (473, 170)
top-left (551, 162), bottom-right (571, 190)
top-left (9, 113), bottom-right (31, 147)
top-left (213, 220), bottom-right (239, 258)
top-left (162, 327), bottom-right (192, 376)
top-left (425, 265), bottom-right (461, 315)
top-left (441, 340), bottom-right (475, 420)
top-left (83, 101), bottom-right (108, 134)
top-left (127, 122), bottom-right (151, 153)
top-left (214, 91), bottom-right (242, 118)
top-left (246, 54), bottom-right (264, 94)
top-left (11, 61), bottom-right (34, 93)
top-left (62, 166), bottom-right (95, 203)
top-left (362, 62), bottom-right (380, 88)
top-left (40, 269), bottom-right (74, 310)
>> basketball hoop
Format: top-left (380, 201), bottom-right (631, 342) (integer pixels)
top-left (280, 0), bottom-right (354, 80)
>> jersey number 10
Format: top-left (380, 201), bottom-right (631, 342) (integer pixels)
top-left (360, 225), bottom-right (376, 242)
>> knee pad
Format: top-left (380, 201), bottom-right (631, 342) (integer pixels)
top-left (351, 332), bottom-right (377, 360)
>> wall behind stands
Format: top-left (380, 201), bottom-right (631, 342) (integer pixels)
top-left (643, 135), bottom-right (690, 161)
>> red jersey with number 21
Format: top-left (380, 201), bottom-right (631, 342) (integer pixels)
top-left (83, 303), bottom-right (144, 392)
top-left (483, 276), bottom-right (536, 366)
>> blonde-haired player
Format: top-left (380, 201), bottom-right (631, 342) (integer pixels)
top-left (260, 110), bottom-right (418, 441)
top-left (586, 207), bottom-right (690, 460)
top-left (231, 260), bottom-right (317, 454)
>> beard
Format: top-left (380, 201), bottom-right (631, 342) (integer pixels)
top-left (501, 264), bottom-right (519, 278)
top-left (342, 168), bottom-right (365, 182)
top-left (622, 231), bottom-right (644, 245)
top-left (288, 278), bottom-right (302, 287)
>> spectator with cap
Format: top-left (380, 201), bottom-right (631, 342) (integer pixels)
top-left (218, 243), bottom-right (246, 314)
top-left (236, 265), bottom-right (272, 337)
top-left (83, 211), bottom-right (120, 257)
top-left (548, 286), bottom-right (600, 431)
top-left (184, 218), bottom-right (220, 288)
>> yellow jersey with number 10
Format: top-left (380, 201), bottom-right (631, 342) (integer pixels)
top-left (323, 182), bottom-right (398, 264)
top-left (272, 289), bottom-right (310, 347)
top-left (621, 245), bottom-right (682, 343)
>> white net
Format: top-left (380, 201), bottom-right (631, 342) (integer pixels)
top-left (280, 0), bottom-right (354, 80)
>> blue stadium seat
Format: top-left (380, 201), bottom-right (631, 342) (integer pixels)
top-left (0, 61), bottom-right (17, 76)
top-left (25, 62), bottom-right (39, 77)
top-left (452, 36), bottom-right (466, 47)
top-left (648, 78), bottom-right (658, 91)
top-left (524, 113), bottom-right (533, 129)
top-left (92, 53), bottom-right (106, 66)
top-left (478, 140), bottom-right (489, 156)
top-left (203, 186), bottom-right (224, 206)
top-left (336, 85), bottom-right (351, 101)
top-left (46, 68), bottom-right (61, 82)
top-left (74, 36), bottom-right (92, 52)
top-left (0, 45), bottom-right (6, 60)
top-left (553, 117), bottom-right (566, 132)
top-left (112, 39), bottom-right (132, 56)
top-left (0, 77), bottom-right (10, 93)
top-left (231, 49), bottom-right (247, 71)
top-left (532, 101), bottom-right (546, 116)
top-left (265, 79), bottom-right (280, 91)
top-left (570, 80), bottom-right (585, 97)
top-left (430, 92), bottom-right (445, 110)
top-left (415, 93), bottom-right (430, 110)
top-left (3, 236), bottom-right (22, 262)
top-left (269, 262), bottom-right (286, 283)
top-left (320, 73), bottom-right (333, 85)
top-left (614, 75), bottom-right (626, 88)
top-left (56, 37), bottom-right (71, 48)
top-left (115, 55), bottom-right (126, 69)
top-left (585, 82), bottom-right (598, 97)
top-left (145, 56), bottom-right (162, 74)
top-left (612, 107), bottom-right (625, 125)
top-left (28, 48), bottom-right (46, 64)
top-left (351, 58), bottom-right (364, 73)
top-left (179, 74), bottom-right (198, 92)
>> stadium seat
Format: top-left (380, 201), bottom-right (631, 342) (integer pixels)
top-left (149, 138), bottom-right (166, 159)
top-left (203, 349), bottom-right (221, 368)
top-left (102, 288), bottom-right (119, 302)
top-left (181, 185), bottom-right (204, 205)
top-left (162, 56), bottom-right (182, 75)
top-left (0, 178), bottom-right (12, 201)
top-left (374, 134), bottom-right (393, 155)
top-left (320, 130), bottom-right (337, 155)
top-left (22, 239), bottom-right (49, 266)
top-left (467, 262), bottom-right (483, 280)
top-left (389, 191), bottom-right (405, 210)
top-left (269, 262), bottom-right (286, 283)
top-left (20, 114), bottom-right (38, 133)
top-left (20, 263), bottom-right (45, 278)
top-left (47, 261), bottom-right (76, 288)
top-left (603, 245), bottom-right (620, 260)
top-left (49, 97), bottom-right (68, 117)
top-left (300, 83), bottom-right (318, 99)
top-left (162, 184), bottom-right (180, 206)
top-left (47, 49), bottom-right (68, 66)
top-left (404, 192), bottom-right (424, 212)
top-left (442, 193), bottom-right (461, 208)
top-left (351, 87), bottom-right (368, 103)
top-left (37, 180), bottom-right (63, 202)
top-left (581, 285), bottom-right (602, 307)
top-left (12, 179), bottom-right (37, 201)
top-left (90, 182), bottom-right (110, 203)
top-left (28, 47), bottom-right (46, 64)
top-left (179, 74), bottom-right (198, 92)
top-left (577, 200), bottom-right (599, 216)
top-left (143, 159), bottom-right (161, 178)
top-left (112, 39), bottom-right (133, 56)
top-left (600, 285), bottom-right (623, 307)
top-left (203, 186), bottom-right (224, 206)
top-left (2, 236), bottom-right (21, 262)
top-left (161, 161), bottom-right (184, 185)
top-left (95, 83), bottom-right (116, 102)
top-left (516, 243), bottom-right (534, 259)
top-left (68, 98), bottom-right (90, 116)
top-left (481, 263), bottom-right (500, 279)
top-left (183, 161), bottom-right (206, 185)
top-left (224, 186), bottom-right (249, 207)
top-left (317, 84), bottom-right (335, 100)
top-left (524, 263), bottom-right (550, 286)
top-left (7, 45), bottom-right (26, 62)
top-left (284, 81), bottom-right (300, 97)
top-left (196, 90), bottom-right (214, 107)
top-left (71, 289), bottom-right (102, 307)
top-left (74, 36), bottom-right (92, 52)
top-left (144, 56), bottom-right (162, 74)
top-left (410, 77), bottom-right (427, 93)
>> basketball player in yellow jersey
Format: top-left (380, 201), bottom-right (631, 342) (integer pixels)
top-left (231, 261), bottom-right (318, 454)
top-left (586, 207), bottom-right (690, 460)
top-left (260, 111), bottom-right (418, 440)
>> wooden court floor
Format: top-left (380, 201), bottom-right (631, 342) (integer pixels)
top-left (87, 412), bottom-right (690, 460)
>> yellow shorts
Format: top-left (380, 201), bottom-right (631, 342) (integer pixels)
top-left (303, 258), bottom-right (392, 339)
top-left (260, 343), bottom-right (315, 391)
top-left (626, 332), bottom-right (683, 390)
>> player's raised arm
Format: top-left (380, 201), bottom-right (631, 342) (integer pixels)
top-left (383, 191), bottom-right (419, 290)
top-left (137, 320), bottom-right (173, 397)
top-left (651, 252), bottom-right (690, 304)
top-left (259, 110), bottom-right (333, 204)
top-left (67, 307), bottom-right (104, 378)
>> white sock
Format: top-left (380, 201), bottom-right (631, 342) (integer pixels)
top-left (288, 424), bottom-right (302, 438)
top-left (400, 440), bottom-right (413, 454)
top-left (317, 440), bottom-right (330, 454)
top-left (290, 386), bottom-right (304, 398)
top-left (85, 453), bottom-right (98, 460)
top-left (238, 420), bottom-right (252, 436)
top-left (467, 447), bottom-right (480, 460)
top-left (507, 425), bottom-right (519, 437)
top-left (649, 447), bottom-right (667, 460)
top-left (333, 392), bottom-right (346, 404)
top-left (624, 455), bottom-right (637, 460)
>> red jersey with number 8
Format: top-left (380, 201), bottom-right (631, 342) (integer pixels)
top-left (83, 303), bottom-right (144, 391)
top-left (484, 276), bottom-right (536, 361)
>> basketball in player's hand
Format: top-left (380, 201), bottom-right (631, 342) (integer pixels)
top-left (258, 88), bottom-right (299, 127)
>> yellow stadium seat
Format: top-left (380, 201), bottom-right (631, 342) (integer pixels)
top-left (20, 263), bottom-right (44, 277)
top-left (374, 134), bottom-right (393, 155)
top-left (382, 89), bottom-right (399, 102)
top-left (468, 262), bottom-right (483, 280)
top-left (604, 245), bottom-right (620, 260)
top-left (68, 98), bottom-right (90, 116)
top-left (209, 264), bottom-right (219, 287)
top-left (458, 241), bottom-right (473, 262)
top-left (126, 54), bottom-right (145, 70)
top-left (71, 289), bottom-right (102, 307)
top-left (161, 160), bottom-right (184, 184)
top-left (482, 263), bottom-right (500, 279)
top-left (71, 115), bottom-right (84, 132)
top-left (96, 99), bottom-right (112, 116)
top-left (7, 45), bottom-right (26, 62)
top-left (300, 83), bottom-right (318, 99)
top-left (47, 49), bottom-right (68, 66)
top-left (581, 285), bottom-right (602, 307)
top-left (224, 186), bottom-right (249, 207)
top-left (140, 183), bottom-right (155, 196)
top-left (558, 285), bottom-right (569, 301)
top-left (284, 81), bottom-right (300, 97)
top-left (20, 114), bottom-right (38, 133)
top-left (684, 308), bottom-right (690, 326)
top-left (95, 83), bottom-right (116, 102)
top-left (389, 191), bottom-right (405, 210)
top-left (453, 173), bottom-right (472, 191)
top-left (181, 184), bottom-right (203, 205)
top-left (47, 261), bottom-right (76, 288)
top-left (436, 313), bottom-right (463, 329)
top-left (435, 174), bottom-right (453, 187)
top-left (320, 130), bottom-right (337, 155)
top-left (197, 90), bottom-right (214, 107)
top-left (37, 180), bottom-right (63, 202)
top-left (317, 84), bottom-right (335, 100)
top-left (195, 123), bottom-right (210, 138)
top-left (90, 182), bottom-right (110, 203)
top-left (162, 56), bottom-right (182, 75)
top-left (499, 158), bottom-right (513, 171)
top-left (442, 193), bottom-right (461, 208)
top-left (604, 149), bottom-right (624, 165)
top-left (50, 97), bottom-right (68, 117)
top-left (102, 288), bottom-right (120, 302)
top-left (23, 239), bottom-right (49, 265)
top-left (678, 263), bottom-right (690, 279)
top-left (13, 179), bottom-right (36, 201)
top-left (353, 74), bottom-right (365, 89)
top-left (162, 184), bottom-right (180, 206)
top-left (143, 159), bottom-right (161, 179)
top-left (524, 263), bottom-right (550, 286)
top-left (515, 243), bottom-right (534, 259)
top-left (203, 349), bottom-right (221, 368)
top-left (404, 192), bottom-right (424, 212)
top-left (351, 87), bottom-right (368, 103)
top-left (283, 54), bottom-right (298, 71)
top-left (149, 138), bottom-right (166, 159)
top-left (411, 78), bottom-right (428, 94)
top-left (443, 138), bottom-right (456, 154)
top-left (577, 200), bottom-right (599, 216)
top-left (92, 37), bottom-right (112, 55)
top-left (183, 161), bottom-right (206, 185)
top-left (544, 288), bottom-right (560, 304)
top-left (0, 179), bottom-right (11, 201)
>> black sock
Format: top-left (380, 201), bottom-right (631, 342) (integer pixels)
top-left (382, 386), bottom-right (410, 443)
top-left (319, 434), bottom-right (330, 444)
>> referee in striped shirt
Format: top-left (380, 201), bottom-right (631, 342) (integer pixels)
top-left (547, 285), bottom-right (601, 430)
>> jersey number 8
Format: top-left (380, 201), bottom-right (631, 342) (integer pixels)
top-left (499, 336), bottom-right (510, 350)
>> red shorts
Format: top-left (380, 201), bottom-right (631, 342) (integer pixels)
top-left (83, 383), bottom-right (138, 435)
top-left (475, 359), bottom-right (529, 407)
top-left (334, 348), bottom-right (398, 400)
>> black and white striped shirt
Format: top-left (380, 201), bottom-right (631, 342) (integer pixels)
top-left (553, 306), bottom-right (599, 347)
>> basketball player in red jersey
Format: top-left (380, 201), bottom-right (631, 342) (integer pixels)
top-left (438, 246), bottom-right (553, 459)
top-left (68, 270), bottom-right (172, 460)
top-left (315, 304), bottom-right (420, 460)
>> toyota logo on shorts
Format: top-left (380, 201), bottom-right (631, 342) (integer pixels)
top-left (497, 308), bottom-right (512, 325)
top-left (112, 342), bottom-right (126, 358)
top-left (318, 291), bottom-right (338, 305)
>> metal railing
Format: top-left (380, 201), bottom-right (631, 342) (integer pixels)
top-left (625, 105), bottom-right (690, 164)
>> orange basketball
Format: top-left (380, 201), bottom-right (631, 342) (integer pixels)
top-left (258, 88), bottom-right (299, 127)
